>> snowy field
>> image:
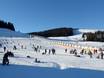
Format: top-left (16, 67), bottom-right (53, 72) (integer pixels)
top-left (0, 28), bottom-right (104, 78)
top-left (0, 37), bottom-right (104, 78)
top-left (0, 48), bottom-right (104, 78)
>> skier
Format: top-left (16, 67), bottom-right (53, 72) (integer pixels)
top-left (44, 49), bottom-right (47, 54)
top-left (4, 46), bottom-right (6, 52)
top-left (65, 49), bottom-right (67, 53)
top-left (73, 49), bottom-right (77, 54)
top-left (2, 51), bottom-right (14, 65)
top-left (88, 50), bottom-right (93, 58)
top-left (52, 48), bottom-right (56, 55)
top-left (80, 49), bottom-right (84, 55)
top-left (93, 49), bottom-right (97, 54)
top-left (35, 58), bottom-right (40, 63)
top-left (42, 49), bottom-right (47, 55)
top-left (70, 49), bottom-right (73, 54)
top-left (34, 47), bottom-right (38, 52)
top-left (100, 51), bottom-right (104, 59)
top-left (74, 51), bottom-right (77, 56)
top-left (48, 49), bottom-right (51, 55)
top-left (13, 45), bottom-right (17, 50)
top-left (0, 44), bottom-right (2, 47)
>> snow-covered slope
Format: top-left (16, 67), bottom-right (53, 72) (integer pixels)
top-left (0, 37), bottom-right (104, 71)
top-left (0, 28), bottom-right (104, 78)
top-left (0, 28), bottom-right (29, 37)
top-left (78, 29), bottom-right (104, 33)
top-left (49, 29), bottom-right (104, 41)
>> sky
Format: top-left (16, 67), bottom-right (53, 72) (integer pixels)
top-left (0, 0), bottom-right (104, 33)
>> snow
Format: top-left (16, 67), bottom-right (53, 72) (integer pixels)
top-left (78, 29), bottom-right (104, 33)
top-left (48, 28), bottom-right (104, 41)
top-left (0, 28), bottom-right (29, 37)
top-left (0, 28), bottom-right (104, 78)
top-left (0, 65), bottom-right (104, 78)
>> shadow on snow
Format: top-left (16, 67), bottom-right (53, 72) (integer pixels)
top-left (0, 64), bottom-right (104, 78)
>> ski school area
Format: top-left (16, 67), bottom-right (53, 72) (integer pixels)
top-left (0, 37), bottom-right (104, 78)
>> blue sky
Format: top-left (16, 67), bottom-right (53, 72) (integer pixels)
top-left (0, 0), bottom-right (104, 33)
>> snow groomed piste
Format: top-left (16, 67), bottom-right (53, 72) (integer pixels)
top-left (0, 36), bottom-right (104, 71)
top-left (0, 28), bottom-right (104, 78)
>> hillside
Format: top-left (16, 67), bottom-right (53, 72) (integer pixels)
top-left (0, 28), bottom-right (104, 78)
top-left (0, 28), bottom-right (29, 37)
top-left (0, 33), bottom-right (104, 78)
top-left (28, 27), bottom-right (73, 37)
top-left (49, 29), bottom-right (104, 41)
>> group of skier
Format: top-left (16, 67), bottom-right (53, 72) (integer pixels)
top-left (42, 48), bottom-right (56, 55)
top-left (65, 48), bottom-right (104, 59)
top-left (1, 44), bottom-right (104, 65)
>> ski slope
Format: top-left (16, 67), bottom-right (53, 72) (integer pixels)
top-left (0, 28), bottom-right (29, 37)
top-left (0, 38), bottom-right (104, 78)
top-left (0, 28), bottom-right (104, 78)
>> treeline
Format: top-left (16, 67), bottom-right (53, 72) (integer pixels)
top-left (29, 27), bottom-right (73, 37)
top-left (0, 20), bottom-right (15, 31)
top-left (82, 31), bottom-right (104, 42)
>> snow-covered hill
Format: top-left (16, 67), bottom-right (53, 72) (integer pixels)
top-left (74, 29), bottom-right (104, 34)
top-left (0, 28), bottom-right (29, 37)
top-left (49, 29), bottom-right (104, 41)
top-left (0, 35), bottom-right (104, 70)
top-left (0, 28), bottom-right (104, 78)
top-left (0, 37), bottom-right (104, 78)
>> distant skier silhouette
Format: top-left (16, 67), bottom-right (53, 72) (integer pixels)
top-left (52, 48), bottom-right (56, 55)
top-left (4, 46), bottom-right (6, 52)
